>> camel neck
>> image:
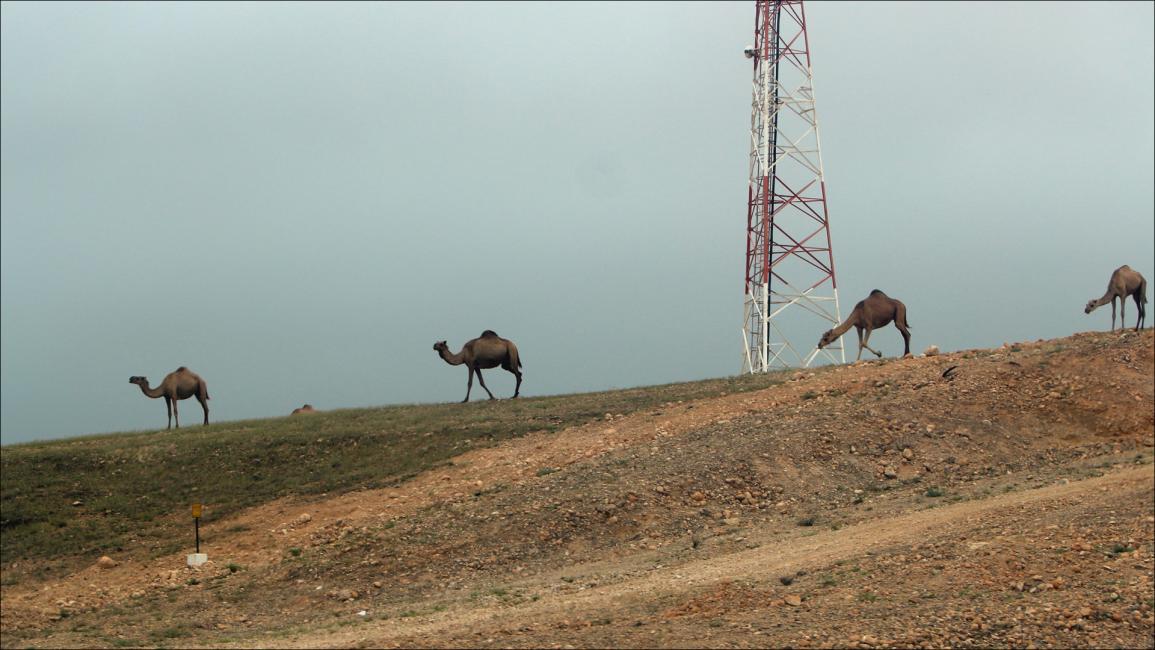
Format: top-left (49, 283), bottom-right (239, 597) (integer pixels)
top-left (136, 382), bottom-right (165, 399)
top-left (830, 316), bottom-right (857, 338)
top-left (1094, 290), bottom-right (1116, 307)
top-left (438, 348), bottom-right (466, 366)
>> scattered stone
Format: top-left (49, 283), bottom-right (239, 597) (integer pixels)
top-left (97, 556), bottom-right (118, 569)
top-left (923, 345), bottom-right (940, 356)
top-left (883, 467), bottom-right (898, 479)
top-left (296, 513), bottom-right (312, 525)
top-left (332, 588), bottom-right (359, 601)
top-left (780, 575), bottom-right (794, 586)
top-left (902, 448), bottom-right (914, 460)
top-left (784, 594), bottom-right (803, 607)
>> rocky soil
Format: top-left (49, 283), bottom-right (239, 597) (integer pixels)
top-left (2, 330), bottom-right (1153, 649)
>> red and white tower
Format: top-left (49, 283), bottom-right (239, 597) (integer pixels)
top-left (742, 0), bottom-right (843, 373)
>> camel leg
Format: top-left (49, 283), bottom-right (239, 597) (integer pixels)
top-left (172, 398), bottom-right (180, 429)
top-left (1111, 298), bottom-right (1117, 331)
top-left (198, 396), bottom-right (209, 425)
top-left (854, 327), bottom-right (865, 361)
top-left (165, 396), bottom-right (172, 430)
top-left (474, 368), bottom-right (496, 400)
top-left (1120, 297), bottom-right (1126, 330)
top-left (861, 328), bottom-right (883, 358)
top-left (897, 325), bottom-right (912, 356)
top-left (502, 361), bottom-right (522, 398)
top-left (463, 367), bottom-right (474, 403)
top-left (1136, 295), bottom-right (1146, 331)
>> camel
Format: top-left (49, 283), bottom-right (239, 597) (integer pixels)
top-left (433, 330), bottom-right (523, 402)
top-left (128, 366), bottom-right (210, 429)
top-left (291, 404), bottom-right (316, 415)
top-left (817, 289), bottom-right (912, 361)
top-left (1084, 265), bottom-right (1147, 332)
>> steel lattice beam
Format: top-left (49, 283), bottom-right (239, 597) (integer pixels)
top-left (742, 0), bottom-right (844, 373)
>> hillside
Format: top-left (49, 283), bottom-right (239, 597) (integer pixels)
top-left (1, 330), bottom-right (1153, 649)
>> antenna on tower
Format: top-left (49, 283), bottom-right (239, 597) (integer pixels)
top-left (741, 0), bottom-right (844, 373)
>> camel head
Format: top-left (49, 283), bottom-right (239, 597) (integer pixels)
top-left (128, 376), bottom-right (148, 386)
top-left (433, 341), bottom-right (448, 353)
top-left (1083, 300), bottom-right (1098, 314)
top-left (817, 330), bottom-right (838, 349)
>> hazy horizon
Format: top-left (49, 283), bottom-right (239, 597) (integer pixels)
top-left (3, 1), bottom-right (1153, 445)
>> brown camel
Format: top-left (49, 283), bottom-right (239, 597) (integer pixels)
top-left (291, 404), bottom-right (316, 415)
top-left (817, 289), bottom-right (912, 360)
top-left (1084, 265), bottom-right (1147, 332)
top-left (128, 366), bottom-right (210, 429)
top-left (433, 330), bottom-right (523, 402)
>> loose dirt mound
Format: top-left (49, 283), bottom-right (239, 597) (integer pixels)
top-left (2, 330), bottom-right (1152, 649)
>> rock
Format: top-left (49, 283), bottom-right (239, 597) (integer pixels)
top-left (883, 467), bottom-right (898, 479)
top-left (902, 448), bottom-right (914, 460)
top-left (923, 345), bottom-right (940, 357)
top-left (690, 491), bottom-right (707, 502)
top-left (779, 575), bottom-right (794, 586)
top-left (296, 513), bottom-right (312, 525)
top-left (784, 594), bottom-right (803, 607)
top-left (97, 556), bottom-right (118, 569)
top-left (332, 588), bottom-right (359, 601)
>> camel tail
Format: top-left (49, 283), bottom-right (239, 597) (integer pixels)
top-left (200, 382), bottom-right (210, 401)
top-left (1141, 278), bottom-right (1149, 304)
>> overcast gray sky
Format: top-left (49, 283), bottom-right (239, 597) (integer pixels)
top-left (2, 1), bottom-right (1153, 445)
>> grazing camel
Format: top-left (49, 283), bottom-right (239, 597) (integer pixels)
top-left (291, 404), bottom-right (316, 415)
top-left (1084, 265), bottom-right (1147, 332)
top-left (817, 289), bottom-right (912, 360)
top-left (433, 330), bottom-right (523, 402)
top-left (128, 366), bottom-right (210, 429)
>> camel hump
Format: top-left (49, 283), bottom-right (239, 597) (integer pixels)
top-left (175, 366), bottom-right (188, 372)
top-left (480, 330), bottom-right (499, 338)
top-left (869, 289), bottom-right (886, 297)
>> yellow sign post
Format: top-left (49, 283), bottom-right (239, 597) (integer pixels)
top-left (192, 503), bottom-right (202, 553)
top-left (187, 503), bottom-right (208, 568)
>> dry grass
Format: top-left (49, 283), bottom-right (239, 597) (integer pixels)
top-left (1, 372), bottom-right (789, 576)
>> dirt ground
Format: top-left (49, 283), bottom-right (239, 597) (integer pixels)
top-left (2, 330), bottom-right (1153, 649)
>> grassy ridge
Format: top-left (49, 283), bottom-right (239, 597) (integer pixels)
top-left (1, 373), bottom-right (787, 576)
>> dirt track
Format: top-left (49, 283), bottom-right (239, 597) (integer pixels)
top-left (241, 463), bottom-right (1155, 648)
